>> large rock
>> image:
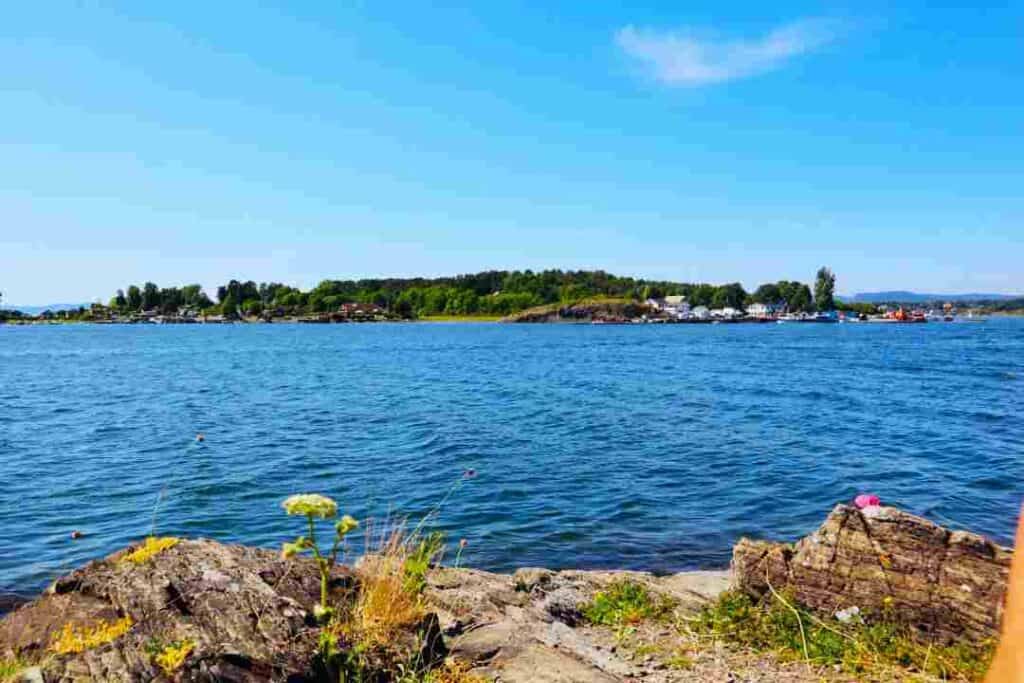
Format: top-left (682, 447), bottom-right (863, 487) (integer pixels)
top-left (732, 504), bottom-right (1012, 643)
top-left (0, 538), bottom-right (346, 681)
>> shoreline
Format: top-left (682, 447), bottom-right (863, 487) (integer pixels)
top-left (0, 504), bottom-right (1010, 681)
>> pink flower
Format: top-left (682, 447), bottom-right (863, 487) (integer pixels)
top-left (854, 493), bottom-right (881, 509)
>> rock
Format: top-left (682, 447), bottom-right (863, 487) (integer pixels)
top-left (0, 593), bottom-right (30, 617)
top-left (0, 538), bottom-right (344, 681)
top-left (656, 570), bottom-right (732, 612)
top-left (539, 587), bottom-right (586, 626)
top-left (426, 566), bottom-right (730, 682)
top-left (512, 567), bottom-right (554, 592)
top-left (538, 621), bottom-right (634, 677)
top-left (489, 643), bottom-right (620, 682)
top-left (732, 504), bottom-right (1013, 643)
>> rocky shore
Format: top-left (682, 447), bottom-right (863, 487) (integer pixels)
top-left (0, 504), bottom-right (1012, 682)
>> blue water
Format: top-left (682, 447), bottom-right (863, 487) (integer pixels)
top-left (2, 321), bottom-right (1023, 595)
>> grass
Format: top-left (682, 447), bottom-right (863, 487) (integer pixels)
top-left (121, 536), bottom-right (179, 564)
top-left (413, 659), bottom-right (489, 682)
top-left (317, 521), bottom-right (450, 681)
top-left (1, 657), bottom-right (29, 682)
top-left (50, 616), bottom-right (134, 655)
top-left (691, 590), bottom-right (994, 681)
top-left (349, 553), bottom-right (426, 647)
top-left (582, 580), bottom-right (676, 628)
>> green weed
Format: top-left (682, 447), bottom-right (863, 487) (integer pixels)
top-left (693, 590), bottom-right (994, 681)
top-left (583, 580), bottom-right (675, 628)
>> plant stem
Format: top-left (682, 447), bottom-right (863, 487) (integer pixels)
top-left (321, 566), bottom-right (329, 609)
top-left (307, 515), bottom-right (329, 611)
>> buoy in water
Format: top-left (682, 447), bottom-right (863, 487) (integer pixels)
top-left (196, 433), bottom-right (205, 443)
top-left (70, 530), bottom-right (83, 540)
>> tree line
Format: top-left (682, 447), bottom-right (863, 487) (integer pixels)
top-left (83, 267), bottom-right (849, 319)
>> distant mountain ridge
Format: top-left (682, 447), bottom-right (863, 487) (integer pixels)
top-left (845, 291), bottom-right (1018, 304)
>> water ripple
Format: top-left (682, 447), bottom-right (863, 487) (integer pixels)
top-left (1, 320), bottom-right (1023, 593)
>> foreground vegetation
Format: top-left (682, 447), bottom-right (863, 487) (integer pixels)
top-left (0, 490), bottom-right (999, 682)
top-left (577, 581), bottom-right (994, 682)
top-left (693, 590), bottom-right (993, 681)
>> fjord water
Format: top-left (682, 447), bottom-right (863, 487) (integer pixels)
top-left (1, 321), bottom-right (1022, 595)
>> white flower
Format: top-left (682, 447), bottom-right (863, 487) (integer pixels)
top-left (282, 494), bottom-right (338, 519)
top-left (834, 605), bottom-right (861, 624)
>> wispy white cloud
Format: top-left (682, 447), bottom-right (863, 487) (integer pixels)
top-left (615, 19), bottom-right (839, 87)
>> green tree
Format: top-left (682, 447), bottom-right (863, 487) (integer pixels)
top-left (141, 282), bottom-right (160, 310)
top-left (126, 285), bottom-right (142, 310)
top-left (712, 283), bottom-right (748, 310)
top-left (814, 267), bottom-right (836, 311)
top-left (788, 284), bottom-right (813, 312)
top-left (752, 283), bottom-right (782, 304)
top-left (220, 292), bottom-right (239, 318)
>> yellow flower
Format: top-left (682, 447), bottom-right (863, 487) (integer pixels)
top-left (51, 617), bottom-right (134, 654)
top-left (122, 537), bottom-right (180, 565)
top-left (282, 494), bottom-right (338, 519)
top-left (335, 515), bottom-right (359, 537)
top-left (153, 639), bottom-right (195, 675)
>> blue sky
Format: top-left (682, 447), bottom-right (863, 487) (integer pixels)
top-left (1, 2), bottom-right (1022, 304)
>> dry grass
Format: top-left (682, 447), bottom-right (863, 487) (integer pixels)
top-left (325, 519), bottom-right (443, 658)
top-left (349, 525), bottom-right (428, 647)
top-left (419, 659), bottom-right (489, 682)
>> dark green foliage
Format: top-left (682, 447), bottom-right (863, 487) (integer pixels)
top-left (814, 267), bottom-right (836, 311)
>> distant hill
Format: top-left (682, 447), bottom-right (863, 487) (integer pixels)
top-left (846, 291), bottom-right (1018, 304)
top-left (1, 303), bottom-right (91, 315)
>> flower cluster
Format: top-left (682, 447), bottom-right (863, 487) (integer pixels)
top-left (121, 537), bottom-right (180, 565)
top-left (153, 639), bottom-right (195, 675)
top-left (282, 494), bottom-right (339, 519)
top-left (51, 617), bottom-right (134, 654)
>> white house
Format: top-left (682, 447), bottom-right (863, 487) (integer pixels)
top-left (746, 302), bottom-right (778, 318)
top-left (690, 305), bottom-right (710, 320)
top-left (662, 295), bottom-right (689, 319)
top-left (647, 295), bottom-right (690, 319)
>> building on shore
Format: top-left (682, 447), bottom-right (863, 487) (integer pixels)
top-left (646, 295), bottom-right (691, 319)
top-left (746, 302), bottom-right (780, 319)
